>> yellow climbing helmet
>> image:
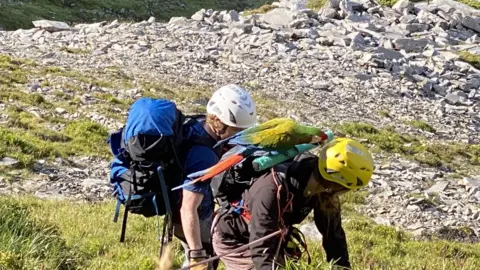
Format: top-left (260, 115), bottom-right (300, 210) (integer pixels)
top-left (318, 138), bottom-right (374, 190)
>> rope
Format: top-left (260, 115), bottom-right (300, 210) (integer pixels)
top-left (177, 229), bottom-right (283, 270)
top-left (271, 167), bottom-right (294, 267)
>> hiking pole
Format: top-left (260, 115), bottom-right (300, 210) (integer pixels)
top-left (157, 166), bottom-right (173, 258)
top-left (272, 232), bottom-right (284, 270)
top-left (178, 229), bottom-right (283, 270)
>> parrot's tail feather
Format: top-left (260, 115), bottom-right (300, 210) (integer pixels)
top-left (226, 136), bottom-right (252, 146)
top-left (186, 168), bottom-right (209, 179)
top-left (213, 137), bottom-right (230, 148)
top-left (213, 132), bottom-right (244, 148)
top-left (171, 181), bottom-right (198, 191)
top-left (213, 126), bottom-right (256, 148)
top-left (171, 154), bottom-right (246, 191)
top-left (192, 154), bottom-right (245, 182)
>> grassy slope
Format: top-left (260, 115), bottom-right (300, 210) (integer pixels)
top-left (334, 122), bottom-right (480, 171)
top-left (0, 54), bottom-right (283, 171)
top-left (1, 195), bottom-right (480, 270)
top-left (0, 0), bottom-right (274, 30)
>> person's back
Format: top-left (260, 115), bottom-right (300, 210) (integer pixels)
top-left (212, 138), bottom-right (375, 270)
top-left (213, 153), bottom-right (348, 269)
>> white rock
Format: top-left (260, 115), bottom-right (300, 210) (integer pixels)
top-left (426, 181), bottom-right (449, 194)
top-left (0, 157), bottom-right (19, 167)
top-left (461, 178), bottom-right (480, 188)
top-left (32, 20), bottom-right (71, 32)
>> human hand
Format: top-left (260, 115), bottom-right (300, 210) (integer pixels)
top-left (189, 257), bottom-right (208, 270)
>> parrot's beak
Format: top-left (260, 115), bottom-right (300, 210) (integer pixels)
top-left (310, 135), bottom-right (324, 144)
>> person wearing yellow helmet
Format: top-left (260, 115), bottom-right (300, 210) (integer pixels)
top-left (311, 137), bottom-right (375, 194)
top-left (210, 138), bottom-right (374, 270)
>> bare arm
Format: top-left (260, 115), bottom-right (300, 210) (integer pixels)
top-left (313, 195), bottom-right (350, 268)
top-left (180, 189), bottom-right (204, 250)
top-left (179, 145), bottom-right (218, 251)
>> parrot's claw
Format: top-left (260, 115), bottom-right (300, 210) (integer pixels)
top-left (252, 150), bottom-right (269, 156)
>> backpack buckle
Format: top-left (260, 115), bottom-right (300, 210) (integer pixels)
top-left (231, 200), bottom-right (252, 223)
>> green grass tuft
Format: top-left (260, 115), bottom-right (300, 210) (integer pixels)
top-left (60, 46), bottom-right (91, 55)
top-left (243, 4), bottom-right (277, 16)
top-left (63, 119), bottom-right (110, 153)
top-left (42, 67), bottom-right (116, 88)
top-left (375, 0), bottom-right (398, 6)
top-left (251, 92), bottom-right (283, 121)
top-left (306, 0), bottom-right (327, 10)
top-left (341, 219), bottom-right (480, 269)
top-left (0, 196), bottom-right (185, 269)
top-left (378, 110), bottom-right (391, 118)
top-left (459, 51), bottom-right (480, 69)
top-left (457, 0), bottom-right (480, 9)
top-left (0, 198), bottom-right (81, 269)
top-left (1, 196), bottom-right (479, 270)
top-left (93, 93), bottom-right (127, 105)
top-left (0, 110), bottom-right (110, 167)
top-left (407, 119), bottom-right (436, 133)
top-left (0, 89), bottom-right (51, 108)
top-left (0, 55), bottom-right (36, 87)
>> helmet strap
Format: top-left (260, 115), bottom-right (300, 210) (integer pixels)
top-left (303, 172), bottom-right (325, 197)
top-left (206, 120), bottom-right (228, 140)
top-left (217, 125), bottom-right (228, 136)
top-left (213, 122), bottom-right (229, 138)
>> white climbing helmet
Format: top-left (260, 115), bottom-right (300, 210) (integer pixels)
top-left (206, 84), bottom-right (257, 128)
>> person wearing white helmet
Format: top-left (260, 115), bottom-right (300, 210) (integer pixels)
top-left (174, 84), bottom-right (257, 270)
top-left (206, 84), bottom-right (258, 131)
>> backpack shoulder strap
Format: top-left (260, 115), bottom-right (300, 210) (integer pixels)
top-left (171, 109), bottom-right (188, 147)
top-left (182, 114), bottom-right (222, 158)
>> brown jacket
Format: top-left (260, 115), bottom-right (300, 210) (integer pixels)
top-left (214, 153), bottom-right (351, 270)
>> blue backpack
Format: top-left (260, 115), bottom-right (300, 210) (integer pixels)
top-left (107, 97), bottom-right (218, 244)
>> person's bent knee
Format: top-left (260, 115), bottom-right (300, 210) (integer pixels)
top-left (212, 228), bottom-right (254, 270)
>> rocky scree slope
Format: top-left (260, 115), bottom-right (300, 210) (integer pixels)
top-left (0, 0), bottom-right (480, 243)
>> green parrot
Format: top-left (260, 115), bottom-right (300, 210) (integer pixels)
top-left (171, 118), bottom-right (334, 191)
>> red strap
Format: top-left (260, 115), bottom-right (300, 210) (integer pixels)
top-left (241, 208), bottom-right (252, 221)
top-left (231, 200), bottom-right (252, 222)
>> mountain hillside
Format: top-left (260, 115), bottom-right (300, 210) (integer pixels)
top-left (0, 0), bottom-right (480, 269)
top-left (0, 0), bottom-right (273, 30)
